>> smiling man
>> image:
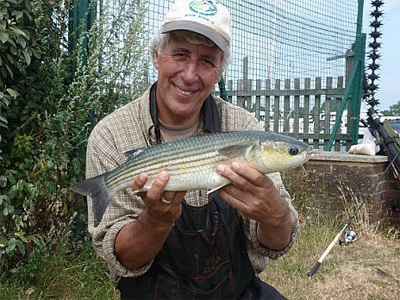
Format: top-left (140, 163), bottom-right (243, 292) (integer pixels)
top-left (153, 31), bottom-right (223, 126)
top-left (85, 0), bottom-right (298, 299)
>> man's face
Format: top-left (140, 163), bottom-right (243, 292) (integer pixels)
top-left (153, 34), bottom-right (223, 125)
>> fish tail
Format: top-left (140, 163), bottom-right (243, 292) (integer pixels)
top-left (70, 174), bottom-right (114, 227)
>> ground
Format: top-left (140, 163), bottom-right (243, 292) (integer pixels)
top-left (262, 226), bottom-right (400, 300)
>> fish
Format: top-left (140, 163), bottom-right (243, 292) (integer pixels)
top-left (70, 130), bottom-right (313, 226)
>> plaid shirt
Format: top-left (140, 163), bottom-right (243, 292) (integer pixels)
top-left (86, 86), bottom-right (299, 285)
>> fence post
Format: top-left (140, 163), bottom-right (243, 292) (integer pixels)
top-left (227, 80), bottom-right (233, 103)
top-left (273, 79), bottom-right (281, 132)
top-left (350, 33), bottom-right (366, 144)
top-left (283, 79), bottom-right (291, 134)
top-left (246, 79), bottom-right (252, 111)
top-left (324, 77), bottom-right (333, 139)
top-left (237, 79), bottom-right (244, 108)
top-left (314, 78), bottom-right (322, 149)
top-left (218, 76), bottom-right (228, 101)
top-left (265, 79), bottom-right (271, 131)
top-left (304, 78), bottom-right (311, 140)
top-left (68, 0), bottom-right (96, 75)
top-left (255, 79), bottom-right (261, 121)
top-left (293, 78), bottom-right (300, 137)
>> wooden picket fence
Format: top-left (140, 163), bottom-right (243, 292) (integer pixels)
top-left (219, 76), bottom-right (356, 151)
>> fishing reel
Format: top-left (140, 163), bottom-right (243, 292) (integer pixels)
top-left (339, 230), bottom-right (357, 246)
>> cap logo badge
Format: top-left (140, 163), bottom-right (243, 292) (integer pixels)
top-left (189, 1), bottom-right (218, 16)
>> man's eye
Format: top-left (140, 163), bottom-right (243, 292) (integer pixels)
top-left (202, 59), bottom-right (214, 66)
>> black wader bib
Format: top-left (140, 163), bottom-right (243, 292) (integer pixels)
top-left (117, 193), bottom-right (288, 300)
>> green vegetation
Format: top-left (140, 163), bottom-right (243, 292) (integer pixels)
top-left (381, 101), bottom-right (400, 116)
top-left (0, 0), bottom-right (148, 281)
top-left (0, 232), bottom-right (119, 300)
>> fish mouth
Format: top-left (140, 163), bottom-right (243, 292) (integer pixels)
top-left (306, 147), bottom-right (316, 159)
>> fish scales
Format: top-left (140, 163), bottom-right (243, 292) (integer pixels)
top-left (108, 131), bottom-right (260, 185)
top-left (105, 134), bottom-right (234, 191)
top-left (106, 150), bottom-right (224, 191)
top-left (106, 133), bottom-right (222, 182)
top-left (70, 130), bottom-right (313, 226)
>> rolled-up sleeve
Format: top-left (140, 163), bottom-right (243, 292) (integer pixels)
top-left (85, 120), bottom-right (153, 284)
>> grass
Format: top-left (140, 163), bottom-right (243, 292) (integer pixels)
top-left (262, 216), bottom-right (400, 300)
top-left (1, 210), bottom-right (399, 299)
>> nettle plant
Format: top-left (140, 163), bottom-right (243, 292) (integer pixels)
top-left (0, 0), bottom-right (149, 278)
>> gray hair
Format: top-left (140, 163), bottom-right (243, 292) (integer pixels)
top-left (150, 30), bottom-right (230, 71)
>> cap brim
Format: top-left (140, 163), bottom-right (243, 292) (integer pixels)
top-left (161, 21), bottom-right (228, 52)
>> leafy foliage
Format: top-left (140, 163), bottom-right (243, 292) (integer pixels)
top-left (0, 0), bottom-right (149, 280)
top-left (380, 101), bottom-right (400, 116)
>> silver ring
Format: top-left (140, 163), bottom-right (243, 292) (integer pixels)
top-left (161, 197), bottom-right (172, 205)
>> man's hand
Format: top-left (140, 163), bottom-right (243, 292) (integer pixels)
top-left (115, 171), bottom-right (186, 270)
top-left (216, 162), bottom-right (297, 250)
top-left (133, 171), bottom-right (186, 226)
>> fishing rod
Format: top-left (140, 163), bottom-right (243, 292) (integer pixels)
top-left (308, 153), bottom-right (398, 277)
top-left (308, 0), bottom-right (392, 277)
top-left (364, 107), bottom-right (400, 179)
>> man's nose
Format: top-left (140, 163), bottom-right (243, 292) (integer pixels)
top-left (181, 61), bottom-right (199, 84)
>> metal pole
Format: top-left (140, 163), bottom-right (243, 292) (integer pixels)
top-left (327, 59), bottom-right (360, 150)
top-left (350, 33), bottom-right (366, 145)
top-left (218, 76), bottom-right (228, 101)
top-left (327, 0), bottom-right (366, 150)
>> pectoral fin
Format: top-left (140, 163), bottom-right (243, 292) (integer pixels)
top-left (132, 187), bottom-right (149, 197)
top-left (218, 143), bottom-right (255, 159)
top-left (207, 183), bottom-right (230, 194)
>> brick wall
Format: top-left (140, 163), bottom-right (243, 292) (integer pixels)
top-left (282, 152), bottom-right (400, 227)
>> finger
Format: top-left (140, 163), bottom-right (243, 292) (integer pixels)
top-left (162, 191), bottom-right (186, 204)
top-left (218, 185), bottom-right (251, 212)
top-left (145, 171), bottom-right (169, 202)
top-left (132, 172), bottom-right (149, 191)
top-left (221, 184), bottom-right (246, 200)
top-left (216, 163), bottom-right (255, 192)
top-left (229, 162), bottom-right (269, 187)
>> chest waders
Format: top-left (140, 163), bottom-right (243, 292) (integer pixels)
top-left (117, 194), bottom-right (287, 300)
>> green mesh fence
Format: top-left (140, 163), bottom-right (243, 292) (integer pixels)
top-left (144, 0), bottom-right (358, 87)
top-left (96, 0), bottom-right (362, 150)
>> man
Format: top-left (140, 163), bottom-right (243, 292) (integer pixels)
top-left (86, 0), bottom-right (298, 299)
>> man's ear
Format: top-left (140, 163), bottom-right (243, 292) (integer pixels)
top-left (152, 49), bottom-right (160, 70)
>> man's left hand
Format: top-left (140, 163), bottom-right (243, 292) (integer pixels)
top-left (216, 162), bottom-right (297, 250)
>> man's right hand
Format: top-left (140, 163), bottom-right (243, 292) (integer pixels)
top-left (133, 171), bottom-right (186, 226)
top-left (114, 171), bottom-right (186, 270)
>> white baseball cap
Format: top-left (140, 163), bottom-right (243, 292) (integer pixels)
top-left (161, 0), bottom-right (231, 52)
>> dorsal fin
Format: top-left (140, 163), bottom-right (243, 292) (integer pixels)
top-left (124, 147), bottom-right (146, 158)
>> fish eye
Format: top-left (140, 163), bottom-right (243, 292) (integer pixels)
top-left (288, 147), bottom-right (299, 156)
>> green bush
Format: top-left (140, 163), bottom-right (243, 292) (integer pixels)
top-left (0, 0), bottom-right (149, 281)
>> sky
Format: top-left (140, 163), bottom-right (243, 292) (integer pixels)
top-left (363, 1), bottom-right (400, 111)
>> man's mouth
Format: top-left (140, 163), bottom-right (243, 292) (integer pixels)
top-left (175, 85), bottom-right (194, 96)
